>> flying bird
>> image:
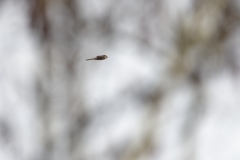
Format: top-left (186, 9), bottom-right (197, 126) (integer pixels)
top-left (86, 55), bottom-right (108, 61)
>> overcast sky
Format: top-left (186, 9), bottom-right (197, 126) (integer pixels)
top-left (1, 0), bottom-right (240, 160)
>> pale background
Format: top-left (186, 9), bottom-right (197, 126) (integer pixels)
top-left (1, 0), bottom-right (240, 160)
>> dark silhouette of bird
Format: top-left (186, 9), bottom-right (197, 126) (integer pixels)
top-left (86, 55), bottom-right (108, 61)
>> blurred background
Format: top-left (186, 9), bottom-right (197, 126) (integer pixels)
top-left (1, 0), bottom-right (240, 160)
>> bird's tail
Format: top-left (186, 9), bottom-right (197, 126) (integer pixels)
top-left (86, 58), bottom-right (95, 61)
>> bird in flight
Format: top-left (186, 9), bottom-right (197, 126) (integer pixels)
top-left (86, 55), bottom-right (108, 61)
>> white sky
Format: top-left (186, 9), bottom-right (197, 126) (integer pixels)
top-left (0, 0), bottom-right (240, 160)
